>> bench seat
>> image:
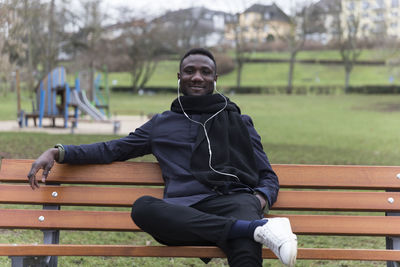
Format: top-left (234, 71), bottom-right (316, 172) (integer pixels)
top-left (1, 159), bottom-right (400, 266)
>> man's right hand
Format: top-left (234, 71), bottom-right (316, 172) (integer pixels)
top-left (27, 148), bottom-right (59, 190)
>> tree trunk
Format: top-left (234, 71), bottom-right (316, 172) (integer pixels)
top-left (46, 0), bottom-right (55, 74)
top-left (89, 61), bottom-right (94, 101)
top-left (345, 69), bottom-right (351, 93)
top-left (287, 52), bottom-right (296, 94)
top-left (236, 61), bottom-right (243, 90)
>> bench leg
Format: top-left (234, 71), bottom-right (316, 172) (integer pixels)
top-left (386, 236), bottom-right (400, 267)
top-left (386, 211), bottom-right (400, 267)
top-left (42, 230), bottom-right (59, 267)
top-left (9, 256), bottom-right (47, 267)
top-left (41, 204), bottom-right (60, 267)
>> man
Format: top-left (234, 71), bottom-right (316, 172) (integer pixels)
top-left (27, 48), bottom-right (297, 266)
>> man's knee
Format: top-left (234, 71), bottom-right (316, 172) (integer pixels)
top-left (131, 195), bottom-right (157, 225)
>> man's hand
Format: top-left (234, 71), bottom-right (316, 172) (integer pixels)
top-left (27, 148), bottom-right (59, 190)
top-left (255, 193), bottom-right (267, 210)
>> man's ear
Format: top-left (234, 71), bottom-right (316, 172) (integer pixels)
top-left (177, 73), bottom-right (181, 79)
top-left (214, 74), bottom-right (218, 82)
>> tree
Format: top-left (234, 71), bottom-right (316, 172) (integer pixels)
top-left (1, 0), bottom-right (75, 92)
top-left (232, 13), bottom-right (248, 90)
top-left (336, 14), bottom-right (362, 92)
top-left (224, 0), bottom-right (254, 90)
top-left (273, 2), bottom-right (316, 94)
top-left (101, 18), bottom-right (165, 93)
top-left (0, 1), bottom-right (16, 94)
top-left (125, 24), bottom-right (162, 93)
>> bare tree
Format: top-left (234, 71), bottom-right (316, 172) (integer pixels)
top-left (273, 2), bottom-right (316, 94)
top-left (126, 25), bottom-right (162, 93)
top-left (0, 1), bottom-right (16, 94)
top-left (231, 13), bottom-right (245, 90)
top-left (336, 14), bottom-right (362, 92)
top-left (71, 0), bottom-right (106, 100)
top-left (1, 0), bottom-right (74, 92)
top-left (101, 19), bottom-right (164, 93)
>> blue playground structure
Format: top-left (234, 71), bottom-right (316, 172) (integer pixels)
top-left (23, 67), bottom-right (109, 129)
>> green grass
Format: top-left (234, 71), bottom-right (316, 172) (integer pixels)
top-left (104, 61), bottom-right (395, 89)
top-left (7, 49), bottom-right (397, 95)
top-left (0, 94), bottom-right (399, 266)
top-left (246, 49), bottom-right (385, 61)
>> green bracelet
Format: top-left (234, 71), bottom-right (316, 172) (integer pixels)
top-left (54, 144), bottom-right (65, 163)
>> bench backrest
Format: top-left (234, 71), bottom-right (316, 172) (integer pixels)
top-left (1, 159), bottom-right (400, 235)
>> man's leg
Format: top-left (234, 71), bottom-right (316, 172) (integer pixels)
top-left (193, 193), bottom-right (264, 267)
top-left (131, 195), bottom-right (235, 246)
top-left (131, 194), bottom-right (296, 267)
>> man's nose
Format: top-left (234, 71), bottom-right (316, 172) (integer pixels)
top-left (191, 71), bottom-right (204, 82)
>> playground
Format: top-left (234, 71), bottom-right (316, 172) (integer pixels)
top-left (16, 67), bottom-right (122, 134)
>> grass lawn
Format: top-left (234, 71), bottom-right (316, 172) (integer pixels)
top-left (0, 93), bottom-right (399, 266)
top-left (105, 60), bottom-right (395, 89)
top-left (245, 49), bottom-right (386, 61)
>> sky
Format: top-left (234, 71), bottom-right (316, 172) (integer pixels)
top-left (99, 0), bottom-right (316, 23)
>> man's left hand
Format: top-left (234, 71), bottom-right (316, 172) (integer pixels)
top-left (255, 193), bottom-right (266, 210)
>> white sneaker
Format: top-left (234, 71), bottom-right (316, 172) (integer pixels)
top-left (253, 217), bottom-right (297, 267)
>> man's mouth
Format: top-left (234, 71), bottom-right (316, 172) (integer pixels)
top-left (189, 86), bottom-right (205, 90)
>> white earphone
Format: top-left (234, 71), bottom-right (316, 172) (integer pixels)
top-left (177, 79), bottom-right (240, 182)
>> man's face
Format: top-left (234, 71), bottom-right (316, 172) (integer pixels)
top-left (178, 54), bottom-right (217, 96)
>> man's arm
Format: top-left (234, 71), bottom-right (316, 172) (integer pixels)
top-left (63, 116), bottom-right (155, 164)
top-left (242, 115), bottom-right (280, 209)
top-left (27, 116), bottom-right (156, 189)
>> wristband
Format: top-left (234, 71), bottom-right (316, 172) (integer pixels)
top-left (54, 144), bottom-right (65, 163)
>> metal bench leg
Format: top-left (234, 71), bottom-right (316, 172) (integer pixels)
top-left (386, 211), bottom-right (400, 267)
top-left (41, 204), bottom-right (60, 267)
top-left (10, 256), bottom-right (48, 267)
top-left (10, 205), bottom-right (62, 267)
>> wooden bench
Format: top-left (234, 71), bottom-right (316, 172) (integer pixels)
top-left (1, 159), bottom-right (400, 266)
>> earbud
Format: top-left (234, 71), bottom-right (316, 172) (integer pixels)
top-left (214, 81), bottom-right (216, 90)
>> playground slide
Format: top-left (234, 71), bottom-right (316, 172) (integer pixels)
top-left (70, 90), bottom-right (107, 121)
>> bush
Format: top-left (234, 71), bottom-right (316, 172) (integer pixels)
top-left (347, 85), bottom-right (400, 94)
top-left (214, 53), bottom-right (235, 75)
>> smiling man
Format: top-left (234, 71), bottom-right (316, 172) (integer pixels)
top-left (27, 48), bottom-right (297, 267)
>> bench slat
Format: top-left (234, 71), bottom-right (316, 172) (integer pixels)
top-left (275, 164), bottom-right (400, 189)
top-left (0, 245), bottom-right (399, 261)
top-left (3, 160), bottom-right (400, 189)
top-left (0, 185), bottom-right (163, 207)
top-left (1, 185), bottom-right (400, 212)
top-left (272, 190), bottom-right (400, 212)
top-left (1, 209), bottom-right (400, 236)
top-left (0, 159), bottom-right (163, 185)
top-left (0, 209), bottom-right (137, 231)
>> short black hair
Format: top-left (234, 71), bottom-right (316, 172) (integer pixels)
top-left (179, 48), bottom-right (217, 74)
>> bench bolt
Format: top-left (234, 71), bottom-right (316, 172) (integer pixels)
top-left (38, 216), bottom-right (45, 222)
top-left (397, 173), bottom-right (400, 179)
top-left (388, 197), bottom-right (395, 204)
top-left (52, 192), bottom-right (58, 198)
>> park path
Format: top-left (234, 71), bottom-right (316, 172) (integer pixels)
top-left (0, 115), bottom-right (149, 135)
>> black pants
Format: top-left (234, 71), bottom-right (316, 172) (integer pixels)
top-left (131, 192), bottom-right (264, 267)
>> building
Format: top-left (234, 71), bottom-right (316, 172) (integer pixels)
top-left (154, 7), bottom-right (232, 48)
top-left (305, 0), bottom-right (341, 44)
top-left (341, 0), bottom-right (400, 40)
top-left (225, 3), bottom-right (291, 45)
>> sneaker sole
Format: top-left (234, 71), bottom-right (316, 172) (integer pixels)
top-left (285, 235), bottom-right (297, 267)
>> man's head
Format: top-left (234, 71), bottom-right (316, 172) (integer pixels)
top-left (178, 48), bottom-right (218, 96)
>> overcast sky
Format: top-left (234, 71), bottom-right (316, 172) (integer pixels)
top-left (99, 0), bottom-right (316, 23)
